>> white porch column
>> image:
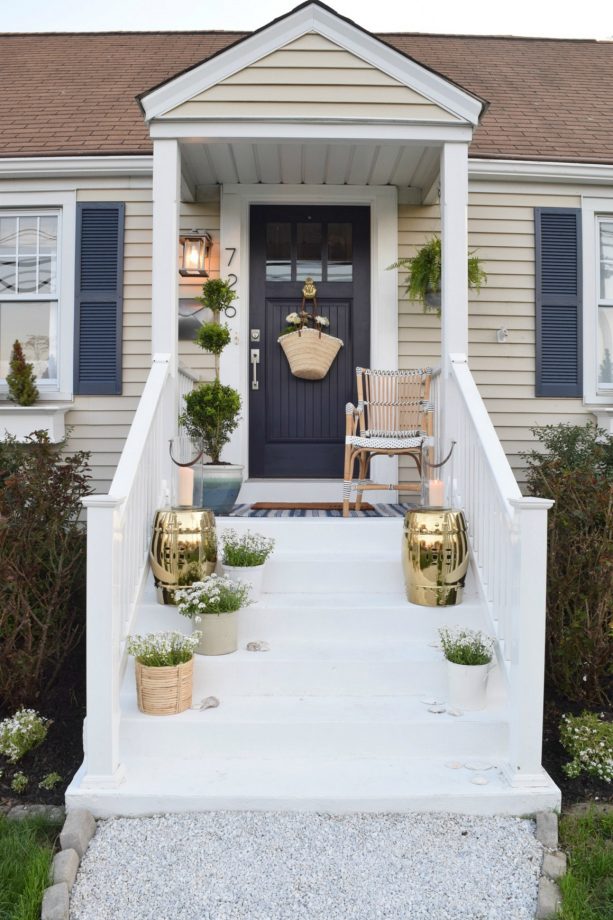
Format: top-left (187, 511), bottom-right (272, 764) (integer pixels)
top-left (80, 495), bottom-right (126, 789)
top-left (507, 496), bottom-right (555, 785)
top-left (151, 139), bottom-right (181, 374)
top-left (440, 142), bottom-right (469, 365)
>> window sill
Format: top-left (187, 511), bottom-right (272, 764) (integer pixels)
top-left (0, 404), bottom-right (71, 443)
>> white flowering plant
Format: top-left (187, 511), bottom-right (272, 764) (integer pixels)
top-left (560, 711), bottom-right (613, 783)
top-left (278, 308), bottom-right (332, 337)
top-left (126, 631), bottom-right (200, 667)
top-left (176, 573), bottom-right (252, 618)
top-left (438, 628), bottom-right (494, 666)
top-left (0, 708), bottom-right (50, 763)
top-left (221, 529), bottom-right (275, 567)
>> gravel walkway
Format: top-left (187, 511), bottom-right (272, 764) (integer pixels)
top-left (70, 812), bottom-right (543, 920)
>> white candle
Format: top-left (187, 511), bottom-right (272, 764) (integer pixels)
top-left (429, 479), bottom-right (445, 506)
top-left (177, 466), bottom-right (194, 506)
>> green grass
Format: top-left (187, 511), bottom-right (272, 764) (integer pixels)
top-left (0, 815), bottom-right (60, 920)
top-left (558, 810), bottom-right (613, 920)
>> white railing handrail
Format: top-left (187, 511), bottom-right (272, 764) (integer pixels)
top-left (449, 354), bottom-right (521, 512)
top-left (110, 353), bottom-right (170, 501)
top-left (178, 362), bottom-right (199, 384)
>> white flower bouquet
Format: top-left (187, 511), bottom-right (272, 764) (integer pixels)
top-left (126, 631), bottom-right (200, 666)
top-left (176, 573), bottom-right (252, 618)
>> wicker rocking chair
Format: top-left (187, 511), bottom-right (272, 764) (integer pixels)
top-left (342, 367), bottom-right (433, 518)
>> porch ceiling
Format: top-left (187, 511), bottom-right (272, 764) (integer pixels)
top-left (180, 140), bottom-right (439, 195)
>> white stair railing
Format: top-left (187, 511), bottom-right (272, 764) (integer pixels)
top-left (81, 354), bottom-right (173, 788)
top-left (445, 354), bottom-right (553, 786)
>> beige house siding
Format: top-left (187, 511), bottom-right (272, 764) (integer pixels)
top-left (66, 185), bottom-right (220, 492)
top-left (163, 34), bottom-right (460, 122)
top-left (398, 180), bottom-right (604, 486)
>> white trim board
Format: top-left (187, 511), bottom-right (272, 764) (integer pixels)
top-left (140, 3), bottom-right (482, 124)
top-left (0, 156), bottom-right (153, 180)
top-left (219, 183), bottom-right (399, 504)
top-left (582, 195), bottom-right (613, 406)
top-left (469, 158), bottom-right (613, 185)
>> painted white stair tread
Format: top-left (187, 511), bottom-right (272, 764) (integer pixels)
top-left (67, 755), bottom-right (560, 817)
top-left (200, 637), bottom-right (446, 662)
top-left (120, 693), bottom-right (509, 723)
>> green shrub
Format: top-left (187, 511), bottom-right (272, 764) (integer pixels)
top-left (196, 277), bottom-right (238, 315)
top-left (38, 773), bottom-right (62, 791)
top-left (10, 772), bottom-right (28, 795)
top-left (0, 432), bottom-right (91, 707)
top-left (179, 380), bottom-right (241, 464)
top-left (0, 710), bottom-right (49, 763)
top-left (560, 712), bottom-right (613, 783)
top-left (523, 423), bottom-right (613, 705)
top-left (195, 322), bottom-right (231, 355)
top-left (6, 340), bottom-right (38, 406)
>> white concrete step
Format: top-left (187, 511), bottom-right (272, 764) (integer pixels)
top-left (119, 694), bottom-right (508, 759)
top-left (67, 755), bottom-right (560, 818)
top-left (135, 591), bottom-right (486, 641)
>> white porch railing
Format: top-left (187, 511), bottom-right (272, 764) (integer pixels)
top-left (81, 354), bottom-right (173, 786)
top-left (445, 354), bottom-right (553, 784)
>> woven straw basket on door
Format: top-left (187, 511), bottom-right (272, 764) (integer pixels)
top-left (135, 658), bottom-right (193, 715)
top-left (278, 327), bottom-right (343, 380)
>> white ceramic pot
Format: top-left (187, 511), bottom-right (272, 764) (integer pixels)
top-left (193, 610), bottom-right (238, 656)
top-left (221, 563), bottom-right (265, 602)
top-left (446, 660), bottom-right (491, 711)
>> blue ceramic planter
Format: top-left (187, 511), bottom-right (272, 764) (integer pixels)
top-left (193, 463), bottom-right (244, 515)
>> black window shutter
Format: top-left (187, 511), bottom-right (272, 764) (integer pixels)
top-left (535, 207), bottom-right (582, 397)
top-left (74, 202), bottom-right (125, 395)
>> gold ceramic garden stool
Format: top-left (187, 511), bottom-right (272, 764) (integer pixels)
top-left (402, 508), bottom-right (469, 607)
top-left (150, 508), bottom-right (217, 605)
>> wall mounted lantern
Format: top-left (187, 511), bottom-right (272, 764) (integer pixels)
top-left (179, 231), bottom-right (212, 277)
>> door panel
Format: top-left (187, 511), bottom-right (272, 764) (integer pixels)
top-left (249, 205), bottom-right (370, 478)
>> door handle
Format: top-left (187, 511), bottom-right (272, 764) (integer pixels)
top-left (250, 349), bottom-right (260, 390)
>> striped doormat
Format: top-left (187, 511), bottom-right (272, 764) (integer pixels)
top-left (228, 503), bottom-right (414, 518)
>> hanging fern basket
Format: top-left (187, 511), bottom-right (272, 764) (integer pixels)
top-left (278, 327), bottom-right (343, 381)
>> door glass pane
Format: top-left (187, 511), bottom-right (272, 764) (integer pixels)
top-left (266, 222), bottom-right (291, 281)
top-left (599, 221), bottom-right (613, 300)
top-left (327, 222), bottom-right (352, 281)
top-left (598, 306), bottom-right (613, 386)
top-left (39, 216), bottom-right (58, 294)
top-left (296, 221), bottom-right (322, 282)
top-left (0, 301), bottom-right (55, 381)
top-left (0, 217), bottom-right (17, 293)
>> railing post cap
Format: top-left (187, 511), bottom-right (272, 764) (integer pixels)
top-left (82, 494), bottom-right (126, 510)
top-left (509, 496), bottom-right (554, 511)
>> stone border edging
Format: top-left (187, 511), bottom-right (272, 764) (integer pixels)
top-left (535, 812), bottom-right (566, 919)
top-left (39, 808), bottom-right (96, 920)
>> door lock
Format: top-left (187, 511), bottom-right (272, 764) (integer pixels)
top-left (250, 328), bottom-right (261, 342)
top-left (250, 349), bottom-right (260, 390)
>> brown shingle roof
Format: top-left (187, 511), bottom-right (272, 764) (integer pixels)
top-left (0, 29), bottom-right (612, 163)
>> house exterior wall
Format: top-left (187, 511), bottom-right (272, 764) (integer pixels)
top-left (65, 184), bottom-right (219, 492)
top-left (162, 34), bottom-right (460, 122)
top-left (398, 179), bottom-right (608, 485)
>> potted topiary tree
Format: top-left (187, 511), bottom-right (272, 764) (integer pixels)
top-left (389, 237), bottom-right (486, 313)
top-left (179, 278), bottom-right (243, 515)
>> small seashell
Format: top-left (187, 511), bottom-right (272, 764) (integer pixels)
top-left (470, 775), bottom-right (489, 786)
top-left (246, 640), bottom-right (270, 652)
top-left (465, 760), bottom-right (494, 771)
top-left (428, 704), bottom-right (446, 714)
top-left (420, 696), bottom-right (442, 706)
top-left (201, 696), bottom-right (220, 710)
top-left (444, 761), bottom-right (464, 770)
top-left (446, 707), bottom-right (463, 717)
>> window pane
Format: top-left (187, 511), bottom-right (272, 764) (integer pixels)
top-left (327, 222), bottom-right (352, 281)
top-left (266, 222), bottom-right (291, 281)
top-left (296, 221), bottom-right (322, 282)
top-left (598, 306), bottom-right (613, 386)
top-left (0, 217), bottom-right (17, 293)
top-left (0, 301), bottom-right (56, 381)
top-left (39, 216), bottom-right (58, 295)
top-left (599, 222), bottom-right (613, 300)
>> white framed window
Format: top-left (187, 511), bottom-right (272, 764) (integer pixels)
top-left (581, 196), bottom-right (613, 405)
top-left (0, 191), bottom-right (75, 400)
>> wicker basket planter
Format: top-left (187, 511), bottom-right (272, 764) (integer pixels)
top-left (278, 328), bottom-right (343, 380)
top-left (135, 657), bottom-right (194, 716)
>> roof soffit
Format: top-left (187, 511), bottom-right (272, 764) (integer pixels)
top-left (139, 2), bottom-right (484, 125)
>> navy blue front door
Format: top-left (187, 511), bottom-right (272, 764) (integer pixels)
top-left (249, 205), bottom-right (370, 478)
